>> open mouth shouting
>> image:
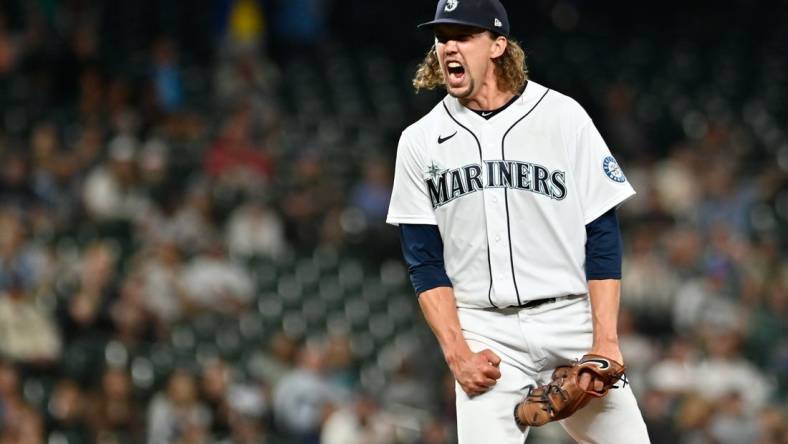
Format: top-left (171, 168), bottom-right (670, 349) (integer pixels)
top-left (446, 61), bottom-right (466, 86)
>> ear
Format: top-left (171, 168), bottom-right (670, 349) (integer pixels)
top-left (490, 36), bottom-right (507, 59)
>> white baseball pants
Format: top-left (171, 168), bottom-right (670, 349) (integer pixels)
top-left (455, 295), bottom-right (650, 444)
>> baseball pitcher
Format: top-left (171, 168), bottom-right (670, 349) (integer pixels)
top-left (386, 0), bottom-right (651, 442)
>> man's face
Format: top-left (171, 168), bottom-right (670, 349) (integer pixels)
top-left (434, 25), bottom-right (503, 99)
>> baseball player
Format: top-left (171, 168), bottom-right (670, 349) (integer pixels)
top-left (386, 1), bottom-right (650, 443)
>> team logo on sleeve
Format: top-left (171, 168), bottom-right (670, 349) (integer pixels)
top-left (602, 156), bottom-right (626, 183)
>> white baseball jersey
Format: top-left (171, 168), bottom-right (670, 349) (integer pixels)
top-left (386, 81), bottom-right (635, 308)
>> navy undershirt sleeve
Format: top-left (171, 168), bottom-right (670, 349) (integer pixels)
top-left (585, 208), bottom-right (623, 280)
top-left (399, 224), bottom-right (453, 295)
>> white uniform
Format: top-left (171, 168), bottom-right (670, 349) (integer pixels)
top-left (387, 81), bottom-right (650, 443)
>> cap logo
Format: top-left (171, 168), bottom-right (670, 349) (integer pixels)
top-left (494, 18), bottom-right (502, 27)
top-left (444, 0), bottom-right (459, 12)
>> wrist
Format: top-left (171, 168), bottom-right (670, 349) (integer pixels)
top-left (589, 341), bottom-right (623, 364)
top-left (592, 334), bottom-right (619, 347)
top-left (444, 345), bottom-right (472, 370)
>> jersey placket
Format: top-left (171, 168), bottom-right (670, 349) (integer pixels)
top-left (480, 120), bottom-right (519, 308)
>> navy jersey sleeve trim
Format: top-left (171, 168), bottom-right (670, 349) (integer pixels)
top-left (399, 224), bottom-right (453, 295)
top-left (585, 208), bottom-right (622, 280)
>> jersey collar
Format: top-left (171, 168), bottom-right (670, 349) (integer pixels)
top-left (443, 80), bottom-right (549, 127)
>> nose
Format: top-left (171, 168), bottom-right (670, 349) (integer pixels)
top-left (443, 39), bottom-right (459, 54)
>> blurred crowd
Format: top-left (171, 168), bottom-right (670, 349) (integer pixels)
top-left (0, 1), bottom-right (786, 443)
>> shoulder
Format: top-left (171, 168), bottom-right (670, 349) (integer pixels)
top-left (403, 99), bottom-right (449, 135)
top-left (398, 98), bottom-right (450, 148)
top-left (531, 81), bottom-right (592, 127)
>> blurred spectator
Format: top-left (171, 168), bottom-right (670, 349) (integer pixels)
top-left (179, 242), bottom-right (254, 315)
top-left (135, 240), bottom-right (186, 324)
top-left (30, 122), bottom-right (93, 225)
top-left (200, 358), bottom-right (233, 438)
top-left (602, 82), bottom-right (650, 157)
top-left (77, 66), bottom-right (106, 125)
top-left (756, 406), bottom-right (788, 444)
top-left (707, 392), bottom-right (759, 444)
top-left (674, 395), bottom-right (714, 444)
top-left (381, 357), bottom-right (435, 413)
top-left (220, 0), bottom-right (267, 51)
top-left (248, 331), bottom-right (298, 388)
top-left (138, 179), bottom-right (218, 256)
top-left (138, 137), bottom-right (171, 193)
top-left (109, 273), bottom-right (159, 346)
top-left (640, 389), bottom-right (679, 444)
top-left (0, 24), bottom-right (19, 75)
top-left (204, 106), bottom-right (273, 196)
top-left (215, 51), bottom-right (280, 117)
top-left (652, 147), bottom-right (701, 218)
top-left (417, 417), bottom-right (451, 444)
top-left (0, 361), bottom-right (24, 430)
top-left (225, 199), bottom-right (287, 259)
top-left (648, 337), bottom-right (699, 395)
top-left (270, 0), bottom-right (328, 59)
top-left (281, 150), bottom-right (342, 249)
top-left (150, 37), bottom-right (183, 113)
top-left (622, 225), bottom-right (680, 318)
top-left (226, 383), bottom-right (269, 443)
top-left (321, 392), bottom-right (394, 444)
top-left (273, 342), bottom-right (343, 443)
top-left (47, 379), bottom-right (91, 443)
top-left (82, 134), bottom-right (150, 222)
top-left (107, 77), bottom-right (141, 135)
top-left (0, 273), bottom-right (61, 364)
top-left (746, 275), bottom-right (787, 372)
top-left (0, 150), bottom-right (36, 208)
top-left (147, 369), bottom-right (211, 444)
top-left (0, 361), bottom-right (46, 443)
top-left (56, 241), bottom-right (118, 343)
top-left (324, 333), bottom-right (358, 392)
top-left (350, 158), bottom-right (392, 223)
top-left (697, 160), bottom-right (756, 236)
top-left (0, 208), bottom-right (50, 292)
top-left (694, 330), bottom-right (772, 410)
top-left (0, 403), bottom-right (45, 444)
top-left (87, 366), bottom-right (142, 443)
top-left (617, 309), bottom-right (657, 396)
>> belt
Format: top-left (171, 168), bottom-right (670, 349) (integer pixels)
top-left (520, 297), bottom-right (556, 309)
top-left (519, 294), bottom-right (583, 309)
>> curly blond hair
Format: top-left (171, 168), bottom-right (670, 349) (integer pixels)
top-left (413, 35), bottom-right (528, 95)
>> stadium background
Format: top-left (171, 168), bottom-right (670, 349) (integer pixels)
top-left (0, 0), bottom-right (785, 443)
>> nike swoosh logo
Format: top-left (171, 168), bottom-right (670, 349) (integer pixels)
top-left (583, 359), bottom-right (610, 369)
top-left (437, 131), bottom-right (457, 144)
top-left (481, 111), bottom-right (493, 117)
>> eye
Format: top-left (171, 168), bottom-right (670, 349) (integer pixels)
top-left (435, 33), bottom-right (471, 44)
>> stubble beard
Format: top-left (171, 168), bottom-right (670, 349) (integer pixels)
top-left (446, 77), bottom-right (475, 99)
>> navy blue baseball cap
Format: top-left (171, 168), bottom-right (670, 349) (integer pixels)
top-left (419, 0), bottom-right (510, 37)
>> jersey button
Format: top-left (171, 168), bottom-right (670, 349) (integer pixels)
top-left (491, 196), bottom-right (498, 203)
top-left (495, 235), bottom-right (501, 242)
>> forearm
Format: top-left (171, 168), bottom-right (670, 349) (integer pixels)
top-left (587, 279), bottom-right (621, 356)
top-left (418, 286), bottom-right (472, 369)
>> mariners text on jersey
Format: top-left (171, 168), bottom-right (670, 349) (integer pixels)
top-left (426, 160), bottom-right (567, 208)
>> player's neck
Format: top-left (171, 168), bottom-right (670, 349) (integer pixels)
top-left (459, 79), bottom-right (514, 112)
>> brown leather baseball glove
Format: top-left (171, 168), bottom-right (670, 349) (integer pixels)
top-left (513, 354), bottom-right (626, 427)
